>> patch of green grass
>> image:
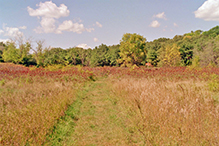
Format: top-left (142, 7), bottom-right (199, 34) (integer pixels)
top-left (45, 79), bottom-right (144, 145)
top-left (44, 87), bottom-right (85, 146)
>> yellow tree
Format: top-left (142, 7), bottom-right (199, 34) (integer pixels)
top-left (158, 44), bottom-right (181, 67)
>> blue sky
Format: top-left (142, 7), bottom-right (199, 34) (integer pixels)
top-left (0, 0), bottom-right (219, 49)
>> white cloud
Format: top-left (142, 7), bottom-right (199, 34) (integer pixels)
top-left (28, 1), bottom-right (93, 34)
top-left (57, 20), bottom-right (94, 34)
top-left (27, 1), bottom-right (70, 19)
top-left (57, 20), bottom-right (85, 34)
top-left (96, 21), bottom-right (102, 28)
top-left (195, 0), bottom-right (219, 21)
top-left (28, 1), bottom-right (70, 34)
top-left (34, 17), bottom-right (56, 33)
top-left (77, 44), bottom-right (91, 49)
top-left (150, 20), bottom-right (160, 28)
top-left (94, 37), bottom-right (99, 42)
top-left (154, 12), bottom-right (167, 20)
top-left (174, 23), bottom-right (178, 27)
top-left (19, 26), bottom-right (27, 29)
top-left (2, 24), bottom-right (24, 38)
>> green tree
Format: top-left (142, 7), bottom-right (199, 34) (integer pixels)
top-left (44, 47), bottom-right (66, 66)
top-left (78, 48), bottom-right (87, 66)
top-left (65, 47), bottom-right (81, 65)
top-left (2, 42), bottom-right (20, 64)
top-left (146, 49), bottom-right (159, 66)
top-left (0, 42), bottom-right (5, 62)
top-left (84, 48), bottom-right (92, 66)
top-left (106, 45), bottom-right (120, 66)
top-left (118, 33), bottom-right (146, 67)
top-left (179, 43), bottom-right (193, 66)
top-left (203, 26), bottom-right (219, 38)
top-left (90, 44), bottom-right (109, 67)
top-left (32, 40), bottom-right (46, 66)
top-left (18, 42), bottom-right (34, 66)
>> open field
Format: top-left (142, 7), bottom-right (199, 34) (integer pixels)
top-left (0, 63), bottom-right (219, 145)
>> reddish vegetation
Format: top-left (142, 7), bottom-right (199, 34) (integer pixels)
top-left (0, 64), bottom-right (93, 82)
top-left (1, 63), bottom-right (219, 81)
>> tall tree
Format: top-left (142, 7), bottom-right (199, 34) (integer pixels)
top-left (65, 47), bottom-right (81, 65)
top-left (2, 42), bottom-right (20, 64)
top-left (32, 40), bottom-right (46, 66)
top-left (18, 42), bottom-right (33, 65)
top-left (146, 49), bottom-right (159, 66)
top-left (106, 45), bottom-right (120, 66)
top-left (78, 48), bottom-right (87, 66)
top-left (90, 44), bottom-right (109, 67)
top-left (118, 33), bottom-right (146, 67)
top-left (179, 43), bottom-right (193, 66)
top-left (84, 48), bottom-right (92, 66)
top-left (43, 47), bottom-right (66, 66)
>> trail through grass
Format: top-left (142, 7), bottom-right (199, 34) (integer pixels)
top-left (45, 79), bottom-right (144, 145)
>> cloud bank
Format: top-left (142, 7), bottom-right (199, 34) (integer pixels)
top-left (195, 0), bottom-right (219, 21)
top-left (28, 1), bottom-right (94, 34)
top-left (1, 24), bottom-right (25, 38)
top-left (57, 20), bottom-right (86, 34)
top-left (27, 1), bottom-right (70, 19)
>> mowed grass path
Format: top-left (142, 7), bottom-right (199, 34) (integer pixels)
top-left (45, 79), bottom-right (144, 146)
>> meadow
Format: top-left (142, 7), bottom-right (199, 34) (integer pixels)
top-left (0, 63), bottom-right (219, 145)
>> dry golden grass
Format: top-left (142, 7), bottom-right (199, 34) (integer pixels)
top-left (1, 64), bottom-right (219, 145)
top-left (0, 77), bottom-right (78, 145)
top-left (111, 77), bottom-right (219, 145)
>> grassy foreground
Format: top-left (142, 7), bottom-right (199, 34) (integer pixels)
top-left (0, 64), bottom-right (93, 145)
top-left (1, 64), bottom-right (219, 145)
top-left (45, 77), bottom-right (219, 145)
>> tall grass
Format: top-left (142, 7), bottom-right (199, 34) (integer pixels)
top-left (1, 64), bottom-right (219, 145)
top-left (0, 64), bottom-right (94, 145)
top-left (111, 77), bottom-right (219, 145)
top-left (0, 76), bottom-right (79, 145)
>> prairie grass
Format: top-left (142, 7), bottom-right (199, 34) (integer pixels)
top-left (111, 76), bottom-right (219, 145)
top-left (45, 80), bottom-right (145, 145)
top-left (0, 77), bottom-right (79, 145)
top-left (0, 63), bottom-right (91, 145)
top-left (1, 64), bottom-right (219, 145)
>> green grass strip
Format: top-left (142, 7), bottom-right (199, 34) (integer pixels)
top-left (43, 82), bottom-right (91, 146)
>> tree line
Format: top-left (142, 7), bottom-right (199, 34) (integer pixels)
top-left (1, 26), bottom-right (219, 67)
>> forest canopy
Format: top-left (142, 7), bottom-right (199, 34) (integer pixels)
top-left (1, 26), bottom-right (219, 67)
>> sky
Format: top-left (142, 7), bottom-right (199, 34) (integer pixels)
top-left (0, 0), bottom-right (219, 49)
